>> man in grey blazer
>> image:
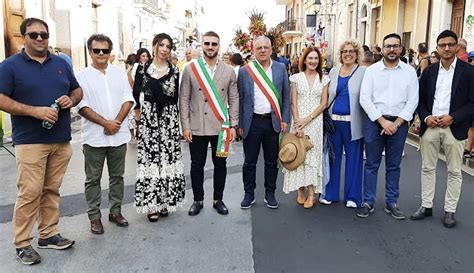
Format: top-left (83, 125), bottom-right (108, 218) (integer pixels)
top-left (180, 31), bottom-right (239, 216)
top-left (237, 36), bottom-right (291, 209)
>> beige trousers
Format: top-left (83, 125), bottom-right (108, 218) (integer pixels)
top-left (13, 143), bottom-right (72, 248)
top-left (420, 127), bottom-right (464, 213)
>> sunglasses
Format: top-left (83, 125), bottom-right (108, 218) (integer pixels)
top-left (25, 32), bottom-right (49, 40)
top-left (92, 48), bottom-right (112, 54)
top-left (203, 42), bottom-right (218, 47)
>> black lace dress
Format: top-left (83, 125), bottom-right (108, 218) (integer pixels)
top-left (134, 61), bottom-right (186, 213)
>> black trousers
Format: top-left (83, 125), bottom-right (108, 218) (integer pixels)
top-left (242, 116), bottom-right (279, 195)
top-left (189, 135), bottom-right (227, 201)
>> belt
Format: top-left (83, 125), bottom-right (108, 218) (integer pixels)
top-left (331, 114), bottom-right (351, 122)
top-left (253, 113), bottom-right (271, 118)
top-left (382, 115), bottom-right (398, 122)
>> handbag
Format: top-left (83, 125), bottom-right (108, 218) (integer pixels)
top-left (323, 65), bottom-right (360, 135)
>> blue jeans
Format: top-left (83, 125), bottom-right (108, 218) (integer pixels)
top-left (362, 116), bottom-right (408, 207)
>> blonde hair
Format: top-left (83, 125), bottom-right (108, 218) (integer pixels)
top-left (338, 40), bottom-right (362, 64)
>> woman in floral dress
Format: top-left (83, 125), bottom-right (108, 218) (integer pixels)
top-left (282, 46), bottom-right (330, 209)
top-left (134, 33), bottom-right (185, 221)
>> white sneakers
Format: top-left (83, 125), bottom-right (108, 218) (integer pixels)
top-left (319, 198), bottom-right (332, 205)
top-left (345, 200), bottom-right (357, 208)
top-left (319, 198), bottom-right (357, 208)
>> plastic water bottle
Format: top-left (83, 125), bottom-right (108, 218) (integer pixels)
top-left (42, 100), bottom-right (60, 129)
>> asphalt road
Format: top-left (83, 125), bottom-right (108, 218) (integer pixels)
top-left (251, 144), bottom-right (474, 273)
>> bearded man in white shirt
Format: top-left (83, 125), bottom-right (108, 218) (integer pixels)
top-left (357, 33), bottom-right (419, 220)
top-left (77, 34), bottom-right (134, 234)
top-left (411, 30), bottom-right (474, 228)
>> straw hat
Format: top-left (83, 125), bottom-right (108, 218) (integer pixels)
top-left (279, 133), bottom-right (314, 171)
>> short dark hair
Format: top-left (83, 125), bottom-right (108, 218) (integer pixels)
top-left (152, 33), bottom-right (173, 50)
top-left (417, 42), bottom-right (428, 53)
top-left (87, 34), bottom-right (113, 51)
top-left (436, 30), bottom-right (458, 44)
top-left (20, 18), bottom-right (49, 35)
top-left (231, 53), bottom-right (244, 66)
top-left (203, 31), bottom-right (220, 40)
top-left (383, 33), bottom-right (401, 45)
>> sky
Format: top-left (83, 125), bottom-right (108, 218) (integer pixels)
top-left (191, 0), bottom-right (286, 51)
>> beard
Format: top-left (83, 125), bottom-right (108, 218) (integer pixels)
top-left (204, 50), bottom-right (218, 59)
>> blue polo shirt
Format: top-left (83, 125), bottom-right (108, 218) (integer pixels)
top-left (0, 49), bottom-right (80, 145)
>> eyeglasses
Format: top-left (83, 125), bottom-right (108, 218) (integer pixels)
top-left (383, 44), bottom-right (400, 50)
top-left (203, 42), bottom-right (218, 47)
top-left (341, 49), bottom-right (357, 54)
top-left (25, 32), bottom-right (49, 40)
top-left (92, 48), bottom-right (112, 54)
top-left (437, 43), bottom-right (457, 49)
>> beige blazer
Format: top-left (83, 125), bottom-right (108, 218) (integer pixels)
top-left (179, 60), bottom-right (239, 136)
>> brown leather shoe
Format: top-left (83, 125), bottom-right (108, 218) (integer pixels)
top-left (90, 219), bottom-right (104, 234)
top-left (108, 213), bottom-right (129, 227)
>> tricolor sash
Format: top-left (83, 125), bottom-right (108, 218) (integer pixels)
top-left (189, 58), bottom-right (231, 158)
top-left (245, 60), bottom-right (282, 123)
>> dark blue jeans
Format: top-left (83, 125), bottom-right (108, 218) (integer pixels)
top-left (242, 116), bottom-right (279, 195)
top-left (362, 116), bottom-right (408, 207)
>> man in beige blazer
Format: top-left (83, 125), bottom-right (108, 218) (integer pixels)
top-left (180, 31), bottom-right (239, 216)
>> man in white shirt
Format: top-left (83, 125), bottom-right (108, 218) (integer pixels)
top-left (237, 36), bottom-right (291, 209)
top-left (411, 30), bottom-right (474, 228)
top-left (357, 33), bottom-right (419, 220)
top-left (77, 34), bottom-right (134, 234)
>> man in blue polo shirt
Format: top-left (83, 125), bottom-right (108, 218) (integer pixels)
top-left (0, 17), bottom-right (83, 265)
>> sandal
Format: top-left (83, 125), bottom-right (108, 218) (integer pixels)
top-left (147, 213), bottom-right (159, 222)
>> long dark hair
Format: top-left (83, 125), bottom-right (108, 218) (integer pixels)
top-left (135, 48), bottom-right (151, 63)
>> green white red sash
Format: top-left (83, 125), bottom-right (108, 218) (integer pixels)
top-left (189, 58), bottom-right (230, 158)
top-left (245, 60), bottom-right (282, 123)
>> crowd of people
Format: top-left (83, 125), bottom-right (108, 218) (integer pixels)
top-left (0, 17), bottom-right (473, 266)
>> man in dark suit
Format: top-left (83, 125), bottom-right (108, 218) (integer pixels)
top-left (411, 30), bottom-right (474, 228)
top-left (237, 36), bottom-right (291, 209)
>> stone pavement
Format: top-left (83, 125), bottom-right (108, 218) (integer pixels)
top-left (0, 121), bottom-right (473, 272)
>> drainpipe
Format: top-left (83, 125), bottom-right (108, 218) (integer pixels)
top-left (355, 0), bottom-right (359, 39)
top-left (426, 0), bottom-right (432, 43)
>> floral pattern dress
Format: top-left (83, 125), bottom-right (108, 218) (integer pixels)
top-left (134, 62), bottom-right (186, 213)
top-left (282, 72), bottom-right (330, 194)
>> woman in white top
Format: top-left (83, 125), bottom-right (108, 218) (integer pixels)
top-left (282, 46), bottom-right (330, 209)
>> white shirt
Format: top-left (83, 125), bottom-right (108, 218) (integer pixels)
top-left (77, 65), bottom-right (135, 147)
top-left (359, 59), bottom-right (419, 122)
top-left (203, 58), bottom-right (219, 78)
top-left (253, 60), bottom-right (273, 114)
top-left (432, 58), bottom-right (456, 116)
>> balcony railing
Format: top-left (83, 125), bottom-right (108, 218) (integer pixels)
top-left (281, 19), bottom-right (297, 32)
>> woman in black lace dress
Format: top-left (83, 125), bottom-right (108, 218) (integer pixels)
top-left (134, 33), bottom-right (185, 222)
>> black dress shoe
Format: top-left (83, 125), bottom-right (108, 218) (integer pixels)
top-left (410, 206), bottom-right (433, 220)
top-left (188, 201), bottom-right (203, 216)
top-left (442, 212), bottom-right (456, 228)
top-left (213, 200), bottom-right (229, 215)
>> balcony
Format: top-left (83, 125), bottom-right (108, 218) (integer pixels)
top-left (281, 19), bottom-right (303, 37)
